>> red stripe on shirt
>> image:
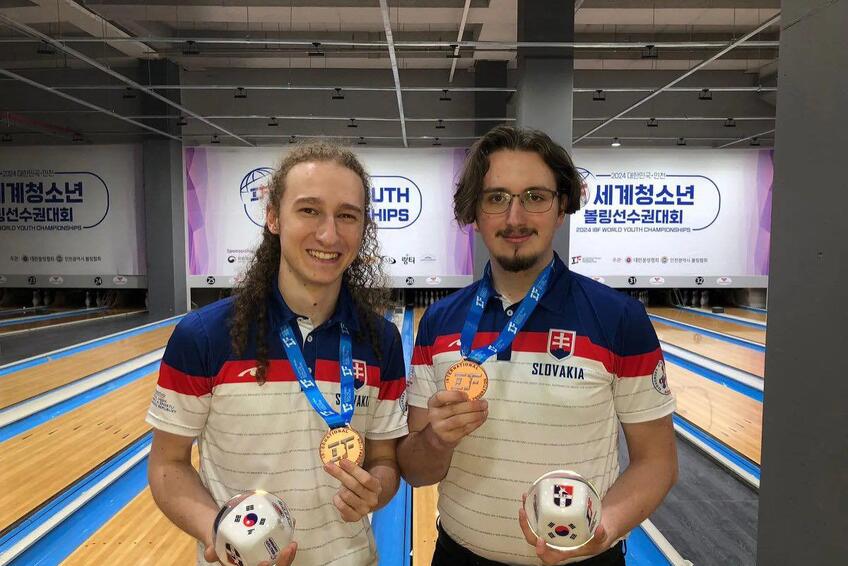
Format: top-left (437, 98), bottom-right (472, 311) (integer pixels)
top-left (158, 361), bottom-right (212, 397)
top-left (379, 377), bottom-right (406, 401)
top-left (617, 348), bottom-right (663, 378)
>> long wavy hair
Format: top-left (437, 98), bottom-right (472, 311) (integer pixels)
top-left (229, 143), bottom-right (389, 384)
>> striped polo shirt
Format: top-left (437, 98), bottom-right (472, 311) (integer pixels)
top-left (146, 284), bottom-right (408, 566)
top-left (407, 253), bottom-right (675, 565)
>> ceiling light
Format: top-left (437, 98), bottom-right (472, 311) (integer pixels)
top-left (37, 41), bottom-right (56, 55)
top-left (436, 119), bottom-right (445, 130)
top-left (357, 136), bottom-right (367, 145)
top-left (593, 89), bottom-right (606, 101)
top-left (234, 87), bottom-right (247, 99)
top-left (177, 116), bottom-right (187, 127)
top-left (446, 44), bottom-right (461, 59)
top-left (432, 137), bottom-right (442, 147)
top-left (750, 137), bottom-right (761, 146)
top-left (308, 42), bottom-right (324, 57)
top-left (698, 88), bottom-right (712, 101)
top-left (439, 89), bottom-right (452, 102)
top-left (288, 135), bottom-right (297, 144)
top-left (677, 137), bottom-right (687, 146)
top-left (72, 133), bottom-right (84, 143)
top-left (211, 134), bottom-right (220, 144)
top-left (332, 87), bottom-right (345, 100)
top-left (610, 137), bottom-right (621, 148)
top-left (347, 118), bottom-right (358, 128)
top-left (641, 45), bottom-right (658, 59)
top-left (267, 117), bottom-right (278, 127)
top-left (646, 118), bottom-right (658, 128)
top-left (724, 118), bottom-right (737, 128)
top-left (1, 134), bottom-right (12, 143)
top-left (182, 40), bottom-right (200, 56)
top-left (122, 87), bottom-right (136, 99)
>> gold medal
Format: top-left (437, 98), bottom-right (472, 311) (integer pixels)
top-left (443, 360), bottom-right (489, 400)
top-left (319, 426), bottom-right (365, 466)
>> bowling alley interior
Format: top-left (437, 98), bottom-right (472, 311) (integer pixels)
top-left (0, 1), bottom-right (844, 565)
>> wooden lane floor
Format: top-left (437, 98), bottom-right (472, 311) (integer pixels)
top-left (0, 372), bottom-right (157, 532)
top-left (724, 307), bottom-right (767, 323)
top-left (0, 325), bottom-right (173, 410)
top-left (667, 361), bottom-right (762, 464)
top-left (652, 320), bottom-right (765, 378)
top-left (0, 308), bottom-right (144, 335)
top-left (62, 448), bottom-right (200, 565)
top-left (648, 307), bottom-right (767, 345)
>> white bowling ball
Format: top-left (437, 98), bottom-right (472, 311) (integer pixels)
top-left (523, 470), bottom-right (602, 550)
top-left (213, 490), bottom-right (295, 566)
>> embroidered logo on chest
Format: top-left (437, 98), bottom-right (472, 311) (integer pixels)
top-left (548, 329), bottom-right (576, 360)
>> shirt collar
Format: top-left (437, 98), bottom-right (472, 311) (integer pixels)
top-left (269, 280), bottom-right (361, 332)
top-left (483, 251), bottom-right (571, 314)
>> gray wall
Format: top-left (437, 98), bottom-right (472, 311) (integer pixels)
top-left (757, 1), bottom-right (848, 563)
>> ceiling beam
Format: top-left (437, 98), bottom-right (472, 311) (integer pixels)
top-left (379, 0), bottom-right (407, 148)
top-left (573, 13), bottom-right (781, 144)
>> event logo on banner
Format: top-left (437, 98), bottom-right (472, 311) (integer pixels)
top-left (575, 168), bottom-right (720, 233)
top-left (569, 150), bottom-right (773, 287)
top-left (370, 176), bottom-right (422, 228)
top-left (0, 171), bottom-right (109, 231)
top-left (239, 167), bottom-right (275, 227)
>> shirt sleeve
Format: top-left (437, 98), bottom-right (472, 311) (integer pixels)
top-left (366, 321), bottom-right (409, 440)
top-left (406, 307), bottom-right (437, 409)
top-left (612, 300), bottom-right (676, 423)
top-left (146, 312), bottom-right (214, 437)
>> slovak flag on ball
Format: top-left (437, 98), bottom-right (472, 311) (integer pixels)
top-left (553, 484), bottom-right (573, 508)
top-left (548, 329), bottom-right (576, 360)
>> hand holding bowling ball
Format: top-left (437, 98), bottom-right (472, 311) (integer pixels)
top-left (425, 389), bottom-right (488, 449)
top-left (211, 490), bottom-right (296, 566)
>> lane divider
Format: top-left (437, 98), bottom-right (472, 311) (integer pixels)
top-left (676, 306), bottom-right (767, 329)
top-left (0, 307), bottom-right (109, 328)
top-left (649, 313), bottom-right (765, 352)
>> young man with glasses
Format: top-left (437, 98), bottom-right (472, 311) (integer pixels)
top-left (398, 126), bottom-right (678, 566)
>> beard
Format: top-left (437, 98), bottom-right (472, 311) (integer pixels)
top-left (493, 250), bottom-right (543, 272)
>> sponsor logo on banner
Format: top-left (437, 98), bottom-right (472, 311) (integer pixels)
top-left (227, 255), bottom-right (236, 263)
top-left (49, 275), bottom-right (63, 285)
top-left (426, 276), bottom-right (442, 285)
top-left (113, 275), bottom-right (128, 285)
top-left (369, 176), bottom-right (423, 229)
top-left (649, 276), bottom-right (665, 285)
top-left (56, 255), bottom-right (63, 262)
top-left (239, 167), bottom-right (275, 227)
top-left (652, 360), bottom-right (671, 395)
top-left (717, 276), bottom-right (732, 285)
top-left (548, 329), bottom-right (576, 360)
top-left (419, 254), bottom-right (437, 263)
top-left (382, 256), bottom-right (397, 264)
top-left (576, 167), bottom-right (596, 208)
top-left (571, 256), bottom-right (582, 264)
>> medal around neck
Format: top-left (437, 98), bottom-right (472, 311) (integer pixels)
top-left (443, 359), bottom-right (489, 400)
top-left (523, 470), bottom-right (602, 550)
top-left (319, 425), bottom-right (365, 466)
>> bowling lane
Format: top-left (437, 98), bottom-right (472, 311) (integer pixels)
top-left (648, 307), bottom-right (766, 345)
top-left (0, 325), bottom-right (173, 410)
top-left (0, 308), bottom-right (144, 335)
top-left (725, 307), bottom-right (768, 323)
top-left (0, 373), bottom-right (156, 532)
top-left (652, 320), bottom-right (765, 377)
top-left (667, 361), bottom-right (762, 464)
top-left (61, 447), bottom-right (200, 565)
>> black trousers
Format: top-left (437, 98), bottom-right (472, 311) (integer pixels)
top-left (432, 524), bottom-right (626, 566)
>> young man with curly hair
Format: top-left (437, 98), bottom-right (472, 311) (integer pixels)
top-left (147, 143), bottom-right (408, 566)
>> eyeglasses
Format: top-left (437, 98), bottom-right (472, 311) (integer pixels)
top-left (479, 188), bottom-right (560, 214)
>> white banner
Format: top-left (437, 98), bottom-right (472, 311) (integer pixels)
top-left (186, 147), bottom-right (473, 288)
top-left (0, 145), bottom-right (146, 288)
top-left (569, 149), bottom-right (773, 288)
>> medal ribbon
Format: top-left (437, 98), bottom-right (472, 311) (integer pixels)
top-left (460, 259), bottom-right (555, 364)
top-left (280, 321), bottom-right (354, 429)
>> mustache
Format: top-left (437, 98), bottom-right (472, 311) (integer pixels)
top-left (496, 227), bottom-right (537, 238)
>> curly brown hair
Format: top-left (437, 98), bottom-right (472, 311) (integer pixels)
top-left (229, 142), bottom-right (389, 384)
top-left (454, 125), bottom-right (582, 225)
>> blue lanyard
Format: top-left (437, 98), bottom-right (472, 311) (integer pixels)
top-left (279, 321), bottom-right (355, 429)
top-left (460, 260), bottom-right (554, 364)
